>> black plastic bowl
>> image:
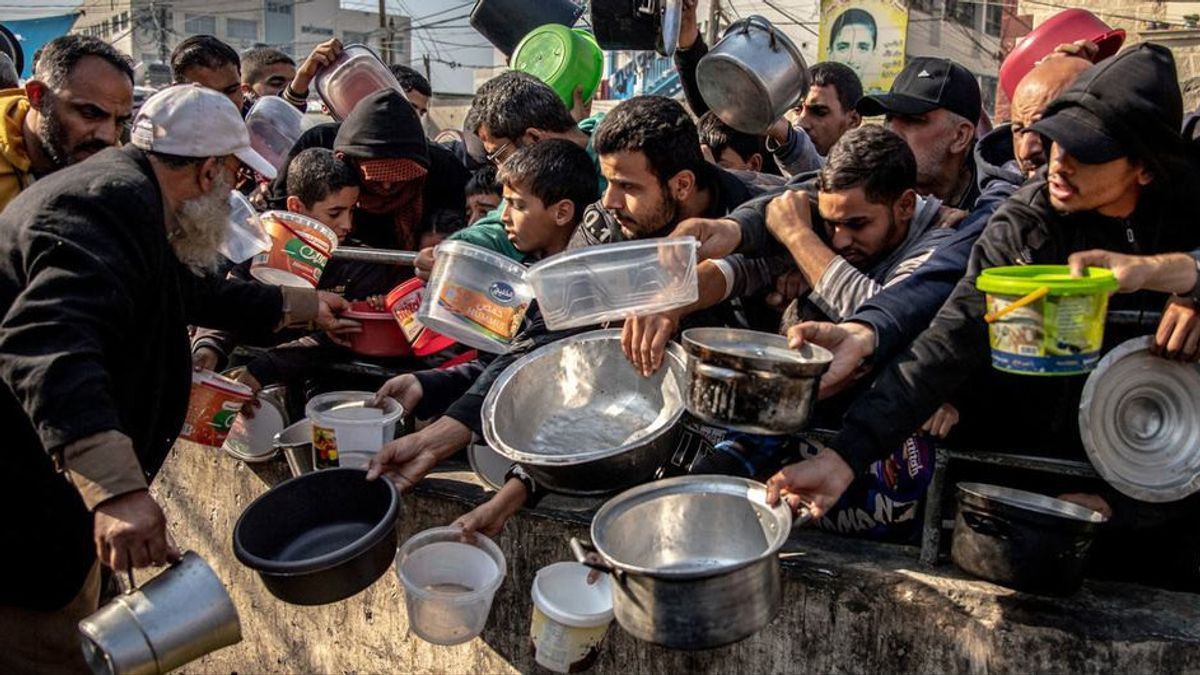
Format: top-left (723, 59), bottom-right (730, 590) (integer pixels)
top-left (233, 468), bottom-right (400, 605)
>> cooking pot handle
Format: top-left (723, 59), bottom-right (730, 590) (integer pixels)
top-left (792, 506), bottom-right (813, 529)
top-left (569, 537), bottom-right (618, 576)
top-left (962, 510), bottom-right (1014, 540)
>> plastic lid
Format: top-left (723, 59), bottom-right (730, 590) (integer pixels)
top-left (435, 239), bottom-right (529, 280)
top-left (1079, 336), bottom-right (1200, 502)
top-left (385, 278), bottom-right (425, 309)
top-left (975, 265), bottom-right (1118, 295)
top-left (305, 390), bottom-right (404, 425)
top-left (193, 369), bottom-right (253, 399)
top-left (531, 562), bottom-right (613, 628)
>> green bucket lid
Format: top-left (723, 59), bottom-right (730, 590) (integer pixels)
top-left (976, 264), bottom-right (1119, 296)
top-left (512, 24), bottom-right (604, 108)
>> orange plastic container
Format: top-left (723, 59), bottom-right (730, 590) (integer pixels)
top-left (250, 211), bottom-right (338, 288)
top-left (181, 370), bottom-right (253, 447)
top-left (385, 279), bottom-right (457, 357)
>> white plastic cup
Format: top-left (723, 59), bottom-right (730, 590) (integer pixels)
top-left (395, 527), bottom-right (507, 646)
top-left (530, 562), bottom-right (613, 673)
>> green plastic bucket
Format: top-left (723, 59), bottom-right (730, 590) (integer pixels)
top-left (512, 25), bottom-right (604, 108)
top-left (975, 265), bottom-right (1118, 376)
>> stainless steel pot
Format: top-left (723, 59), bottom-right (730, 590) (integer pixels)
top-left (572, 475), bottom-right (802, 650)
top-left (696, 15), bottom-right (810, 134)
top-left (482, 329), bottom-right (686, 495)
top-left (681, 328), bottom-right (832, 435)
top-left (275, 418), bottom-right (314, 478)
top-left (78, 552), bottom-right (241, 675)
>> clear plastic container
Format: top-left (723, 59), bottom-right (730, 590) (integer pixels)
top-left (526, 237), bottom-right (699, 330)
top-left (313, 44), bottom-right (404, 120)
top-left (220, 191), bottom-right (272, 264)
top-left (418, 240), bottom-right (533, 353)
top-left (245, 95), bottom-right (306, 171)
top-left (395, 527), bottom-right (506, 646)
top-left (305, 391), bottom-right (404, 468)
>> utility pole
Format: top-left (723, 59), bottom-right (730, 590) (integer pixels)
top-left (378, 0), bottom-right (390, 65)
top-left (422, 53), bottom-right (431, 85)
top-left (706, 0), bottom-right (721, 44)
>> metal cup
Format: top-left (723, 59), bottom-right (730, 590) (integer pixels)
top-left (78, 551), bottom-right (241, 675)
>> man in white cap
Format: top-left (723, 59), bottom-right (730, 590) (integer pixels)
top-left (0, 84), bottom-right (350, 673)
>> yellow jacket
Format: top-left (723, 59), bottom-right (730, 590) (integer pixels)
top-left (0, 87), bottom-right (33, 213)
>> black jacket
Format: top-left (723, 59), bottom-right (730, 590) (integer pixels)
top-left (0, 146), bottom-right (286, 609)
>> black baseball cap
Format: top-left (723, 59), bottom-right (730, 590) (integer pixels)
top-left (856, 57), bottom-right (982, 124)
top-left (1030, 105), bottom-right (1125, 164)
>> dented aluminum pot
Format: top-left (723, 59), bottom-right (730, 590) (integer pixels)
top-left (681, 328), bottom-right (832, 435)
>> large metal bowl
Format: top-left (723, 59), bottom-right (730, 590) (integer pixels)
top-left (482, 329), bottom-right (686, 495)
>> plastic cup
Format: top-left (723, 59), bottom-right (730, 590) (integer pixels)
top-left (395, 527), bottom-right (506, 646)
top-left (180, 370), bottom-right (253, 447)
top-left (530, 562), bottom-right (613, 673)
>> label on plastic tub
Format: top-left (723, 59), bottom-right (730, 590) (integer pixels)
top-left (312, 423), bottom-right (340, 468)
top-left (390, 284), bottom-right (427, 344)
top-left (985, 292), bottom-right (1108, 375)
top-left (530, 605), bottom-right (608, 673)
top-left (438, 282), bottom-right (528, 341)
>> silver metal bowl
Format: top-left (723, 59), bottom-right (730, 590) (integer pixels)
top-left (482, 329), bottom-right (686, 495)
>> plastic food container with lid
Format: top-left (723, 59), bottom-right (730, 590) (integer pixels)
top-left (512, 25), bottom-right (604, 108)
top-left (343, 300), bottom-right (412, 358)
top-left (385, 279), bottom-right (456, 356)
top-left (181, 370), bottom-right (254, 447)
top-left (313, 44), bottom-right (404, 120)
top-left (418, 241), bottom-right (533, 353)
top-left (527, 237), bottom-right (699, 331)
top-left (250, 211), bottom-right (339, 288)
top-left (244, 95), bottom-right (306, 172)
top-left (305, 391), bottom-right (404, 469)
top-left (975, 265), bottom-right (1118, 376)
top-left (529, 562), bottom-right (614, 673)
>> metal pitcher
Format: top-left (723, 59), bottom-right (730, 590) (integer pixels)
top-left (78, 551), bottom-right (241, 675)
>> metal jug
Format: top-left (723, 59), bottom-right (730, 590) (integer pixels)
top-left (78, 552), bottom-right (241, 675)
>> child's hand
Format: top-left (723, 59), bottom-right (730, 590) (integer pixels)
top-left (366, 294), bottom-right (387, 312)
top-left (452, 477), bottom-right (529, 539)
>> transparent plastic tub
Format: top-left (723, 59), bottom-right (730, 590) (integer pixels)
top-left (314, 44), bottom-right (404, 120)
top-left (526, 237), bottom-right (699, 330)
top-left (305, 391), bottom-right (404, 468)
top-left (220, 191), bottom-right (272, 263)
top-left (417, 240), bottom-right (533, 353)
top-left (245, 95), bottom-right (306, 171)
top-left (395, 527), bottom-right (506, 646)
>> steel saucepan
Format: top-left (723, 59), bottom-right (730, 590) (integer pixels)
top-left (482, 329), bottom-right (686, 495)
top-left (572, 475), bottom-right (806, 650)
top-left (681, 327), bottom-right (832, 435)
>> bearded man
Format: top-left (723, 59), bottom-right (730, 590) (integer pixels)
top-left (0, 34), bottom-right (134, 212)
top-left (0, 85), bottom-right (351, 673)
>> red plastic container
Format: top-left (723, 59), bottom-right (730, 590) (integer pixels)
top-left (385, 279), bottom-right (457, 357)
top-left (999, 9), bottom-right (1125, 100)
top-left (344, 300), bottom-right (412, 357)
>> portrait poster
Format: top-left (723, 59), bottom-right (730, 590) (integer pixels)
top-left (818, 0), bottom-right (909, 94)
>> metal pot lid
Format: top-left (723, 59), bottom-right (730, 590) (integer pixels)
top-left (682, 327), bottom-right (832, 377)
top-left (468, 442), bottom-right (511, 491)
top-left (223, 388), bottom-right (287, 462)
top-left (1079, 336), bottom-right (1200, 502)
top-left (956, 482), bottom-right (1107, 523)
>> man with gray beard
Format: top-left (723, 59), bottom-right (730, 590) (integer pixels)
top-left (0, 84), bottom-right (351, 673)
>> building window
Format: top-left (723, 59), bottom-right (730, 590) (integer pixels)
top-left (227, 18), bottom-right (258, 41)
top-left (945, 0), bottom-right (977, 29)
top-left (120, 11), bottom-right (129, 31)
top-left (910, 0), bottom-right (937, 14)
top-left (184, 14), bottom-right (216, 35)
top-left (985, 3), bottom-right (1003, 37)
top-left (343, 30), bottom-right (369, 44)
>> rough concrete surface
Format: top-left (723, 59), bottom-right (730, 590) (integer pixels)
top-left (152, 442), bottom-right (1200, 674)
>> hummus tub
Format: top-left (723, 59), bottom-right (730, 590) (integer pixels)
top-left (975, 265), bottom-right (1118, 375)
top-left (181, 370), bottom-right (253, 447)
top-left (418, 241), bottom-right (533, 354)
top-left (250, 211), bottom-right (338, 288)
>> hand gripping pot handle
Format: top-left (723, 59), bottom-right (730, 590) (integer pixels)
top-left (569, 537), bottom-right (622, 580)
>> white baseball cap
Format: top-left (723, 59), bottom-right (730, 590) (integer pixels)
top-left (130, 84), bottom-right (277, 179)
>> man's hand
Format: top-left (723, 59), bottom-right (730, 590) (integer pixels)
top-left (670, 217), bottom-right (742, 260)
top-left (414, 246), bottom-right (436, 281)
top-left (1153, 297), bottom-right (1200, 361)
top-left (1057, 492), bottom-right (1113, 519)
top-left (569, 85), bottom-right (593, 123)
top-left (1068, 249), bottom-right (1154, 293)
top-left (365, 433), bottom-right (441, 492)
top-left (766, 269), bottom-right (810, 308)
top-left (765, 190), bottom-right (814, 245)
top-left (315, 291), bottom-right (359, 347)
top-left (787, 321), bottom-right (876, 398)
top-left (93, 490), bottom-right (180, 571)
top-left (933, 205), bottom-right (968, 230)
top-left (192, 346), bottom-right (220, 372)
top-left (921, 403), bottom-right (960, 439)
top-left (621, 311), bottom-right (680, 377)
top-left (373, 373), bottom-right (424, 412)
top-left (766, 117), bottom-right (791, 145)
top-left (678, 0), bottom-right (700, 50)
top-left (765, 448), bottom-right (855, 519)
top-left (1047, 39), bottom-right (1100, 63)
top-left (452, 479), bottom-right (529, 539)
top-left (291, 39), bottom-right (343, 95)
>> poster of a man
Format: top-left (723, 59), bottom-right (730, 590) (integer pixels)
top-left (820, 0), bottom-right (909, 94)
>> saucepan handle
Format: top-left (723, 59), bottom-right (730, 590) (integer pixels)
top-left (792, 506), bottom-right (814, 529)
top-left (570, 537), bottom-right (617, 576)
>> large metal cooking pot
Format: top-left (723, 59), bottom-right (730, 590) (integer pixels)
top-left (951, 482), bottom-right (1108, 596)
top-left (482, 329), bottom-right (686, 495)
top-left (78, 552), bottom-right (241, 675)
top-left (681, 328), bottom-right (832, 435)
top-left (233, 468), bottom-right (400, 605)
top-left (572, 475), bottom-right (802, 650)
top-left (696, 15), bottom-right (810, 135)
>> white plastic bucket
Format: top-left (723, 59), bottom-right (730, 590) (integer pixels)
top-left (305, 391), bottom-right (403, 468)
top-left (530, 562), bottom-right (613, 672)
top-left (394, 527), bottom-right (506, 645)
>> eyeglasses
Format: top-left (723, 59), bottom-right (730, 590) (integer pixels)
top-left (485, 141), bottom-right (512, 166)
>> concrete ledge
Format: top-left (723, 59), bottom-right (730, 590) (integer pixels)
top-left (153, 442), bottom-right (1200, 673)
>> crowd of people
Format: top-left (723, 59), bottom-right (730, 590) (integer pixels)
top-left (3, 7), bottom-right (1200, 670)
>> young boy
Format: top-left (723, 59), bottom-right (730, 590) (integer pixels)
top-left (285, 147), bottom-right (360, 244)
top-left (465, 165), bottom-right (502, 226)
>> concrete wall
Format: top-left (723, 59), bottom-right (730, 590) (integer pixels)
top-left (151, 441), bottom-right (1200, 674)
